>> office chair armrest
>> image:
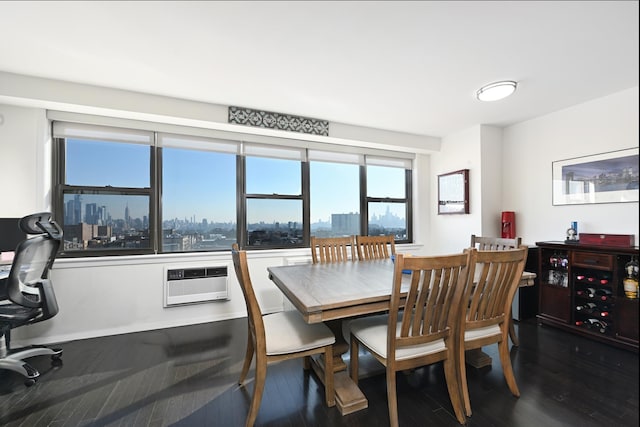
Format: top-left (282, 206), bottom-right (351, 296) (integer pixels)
top-left (0, 277), bottom-right (7, 300)
top-left (34, 279), bottom-right (59, 320)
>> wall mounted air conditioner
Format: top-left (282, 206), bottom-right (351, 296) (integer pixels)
top-left (164, 265), bottom-right (229, 307)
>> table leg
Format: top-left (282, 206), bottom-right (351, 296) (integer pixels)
top-left (325, 319), bottom-right (349, 371)
top-left (465, 348), bottom-right (493, 369)
top-left (309, 319), bottom-right (368, 415)
top-left (509, 318), bottom-right (520, 346)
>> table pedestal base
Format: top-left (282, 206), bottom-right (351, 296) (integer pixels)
top-left (309, 355), bottom-right (368, 415)
top-left (465, 348), bottom-right (492, 368)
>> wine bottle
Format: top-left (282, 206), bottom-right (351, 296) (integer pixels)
top-left (596, 288), bottom-right (612, 300)
top-left (575, 302), bottom-right (596, 311)
top-left (597, 319), bottom-right (609, 334)
top-left (585, 318), bottom-right (608, 334)
top-left (587, 287), bottom-right (596, 298)
top-left (623, 257), bottom-right (639, 299)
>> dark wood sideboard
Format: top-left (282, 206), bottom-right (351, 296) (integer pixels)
top-left (536, 241), bottom-right (639, 352)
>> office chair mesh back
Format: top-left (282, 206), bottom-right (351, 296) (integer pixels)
top-left (0, 212), bottom-right (63, 385)
top-left (7, 236), bottom-right (60, 313)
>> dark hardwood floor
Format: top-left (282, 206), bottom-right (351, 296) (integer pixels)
top-left (1, 317), bottom-right (637, 427)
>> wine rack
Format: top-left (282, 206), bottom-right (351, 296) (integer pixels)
top-left (536, 241), bottom-right (638, 352)
top-left (573, 268), bottom-right (614, 336)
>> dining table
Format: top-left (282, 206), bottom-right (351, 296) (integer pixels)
top-left (267, 258), bottom-right (536, 415)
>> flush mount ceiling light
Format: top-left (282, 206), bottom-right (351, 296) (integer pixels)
top-left (476, 80), bottom-right (517, 102)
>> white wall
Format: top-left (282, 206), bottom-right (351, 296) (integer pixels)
top-left (503, 87), bottom-right (639, 246)
top-left (428, 125), bottom-right (483, 255)
top-left (0, 104), bottom-right (48, 215)
top-left (479, 126), bottom-right (504, 237)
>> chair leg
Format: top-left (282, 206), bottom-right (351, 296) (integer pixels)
top-left (386, 367), bottom-right (399, 427)
top-left (323, 345), bottom-right (335, 407)
top-left (303, 355), bottom-right (311, 370)
top-left (458, 344), bottom-right (472, 417)
top-left (349, 335), bottom-right (359, 385)
top-left (245, 355), bottom-right (267, 427)
top-left (509, 319), bottom-right (519, 347)
top-left (443, 357), bottom-right (467, 424)
top-left (239, 330), bottom-right (254, 385)
top-left (498, 338), bottom-right (520, 397)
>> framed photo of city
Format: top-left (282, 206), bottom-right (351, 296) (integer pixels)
top-left (552, 148), bottom-right (639, 206)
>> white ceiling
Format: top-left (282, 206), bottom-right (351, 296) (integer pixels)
top-left (0, 1), bottom-right (638, 137)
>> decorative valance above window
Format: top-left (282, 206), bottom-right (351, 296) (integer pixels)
top-left (228, 106), bottom-right (329, 136)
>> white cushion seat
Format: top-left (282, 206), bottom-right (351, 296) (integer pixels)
top-left (349, 314), bottom-right (446, 361)
top-left (263, 310), bottom-right (335, 355)
top-left (464, 324), bottom-right (501, 342)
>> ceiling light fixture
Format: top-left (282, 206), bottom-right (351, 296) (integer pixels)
top-left (476, 80), bottom-right (517, 102)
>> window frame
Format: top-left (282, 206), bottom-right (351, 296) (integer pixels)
top-left (52, 127), bottom-right (157, 257)
top-left (51, 117), bottom-right (415, 257)
top-left (361, 166), bottom-right (413, 243)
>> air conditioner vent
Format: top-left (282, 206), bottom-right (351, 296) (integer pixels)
top-left (164, 265), bottom-right (229, 307)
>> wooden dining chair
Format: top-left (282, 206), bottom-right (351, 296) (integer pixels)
top-left (310, 235), bottom-right (355, 263)
top-left (349, 251), bottom-right (472, 426)
top-left (469, 234), bottom-right (523, 346)
top-left (457, 246), bottom-right (528, 417)
top-left (231, 244), bottom-right (336, 427)
top-left (470, 234), bottom-right (522, 251)
top-left (355, 234), bottom-right (396, 260)
top-left (309, 235), bottom-right (356, 367)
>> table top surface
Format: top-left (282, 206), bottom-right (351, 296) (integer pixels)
top-left (268, 260), bottom-right (536, 323)
top-left (268, 259), bottom-right (398, 322)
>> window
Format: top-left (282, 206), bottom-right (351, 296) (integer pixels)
top-left (53, 122), bottom-right (154, 254)
top-left (52, 117), bottom-right (414, 256)
top-left (242, 145), bottom-right (305, 248)
top-left (160, 133), bottom-right (238, 252)
top-left (309, 151), bottom-right (361, 238)
top-left (365, 157), bottom-right (412, 240)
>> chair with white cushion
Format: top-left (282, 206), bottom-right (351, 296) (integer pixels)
top-left (231, 244), bottom-right (335, 427)
top-left (470, 234), bottom-right (523, 346)
top-left (349, 251), bottom-right (471, 426)
top-left (458, 246), bottom-right (528, 417)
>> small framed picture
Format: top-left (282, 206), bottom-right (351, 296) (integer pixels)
top-left (438, 169), bottom-right (469, 214)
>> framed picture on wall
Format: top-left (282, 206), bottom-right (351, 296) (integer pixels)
top-left (438, 169), bottom-right (469, 214)
top-left (552, 147), bottom-right (639, 205)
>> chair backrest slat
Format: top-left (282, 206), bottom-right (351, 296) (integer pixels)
top-left (356, 235), bottom-right (396, 261)
top-left (390, 251), bottom-right (471, 353)
top-left (310, 236), bottom-right (355, 264)
top-left (231, 243), bottom-right (266, 351)
top-left (470, 234), bottom-right (521, 251)
top-left (464, 247), bottom-right (528, 330)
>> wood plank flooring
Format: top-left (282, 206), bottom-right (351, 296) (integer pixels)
top-left (1, 317), bottom-right (638, 427)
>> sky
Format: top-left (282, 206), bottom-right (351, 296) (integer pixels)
top-left (67, 139), bottom-right (406, 224)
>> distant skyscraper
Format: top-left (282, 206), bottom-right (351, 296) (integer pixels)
top-left (331, 213), bottom-right (359, 235)
top-left (65, 194), bottom-right (83, 224)
top-left (85, 203), bottom-right (97, 224)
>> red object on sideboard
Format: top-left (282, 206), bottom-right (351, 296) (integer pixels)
top-left (579, 233), bottom-right (635, 247)
top-left (501, 211), bottom-right (516, 239)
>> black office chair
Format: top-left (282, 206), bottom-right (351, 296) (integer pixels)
top-left (0, 212), bottom-right (63, 386)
